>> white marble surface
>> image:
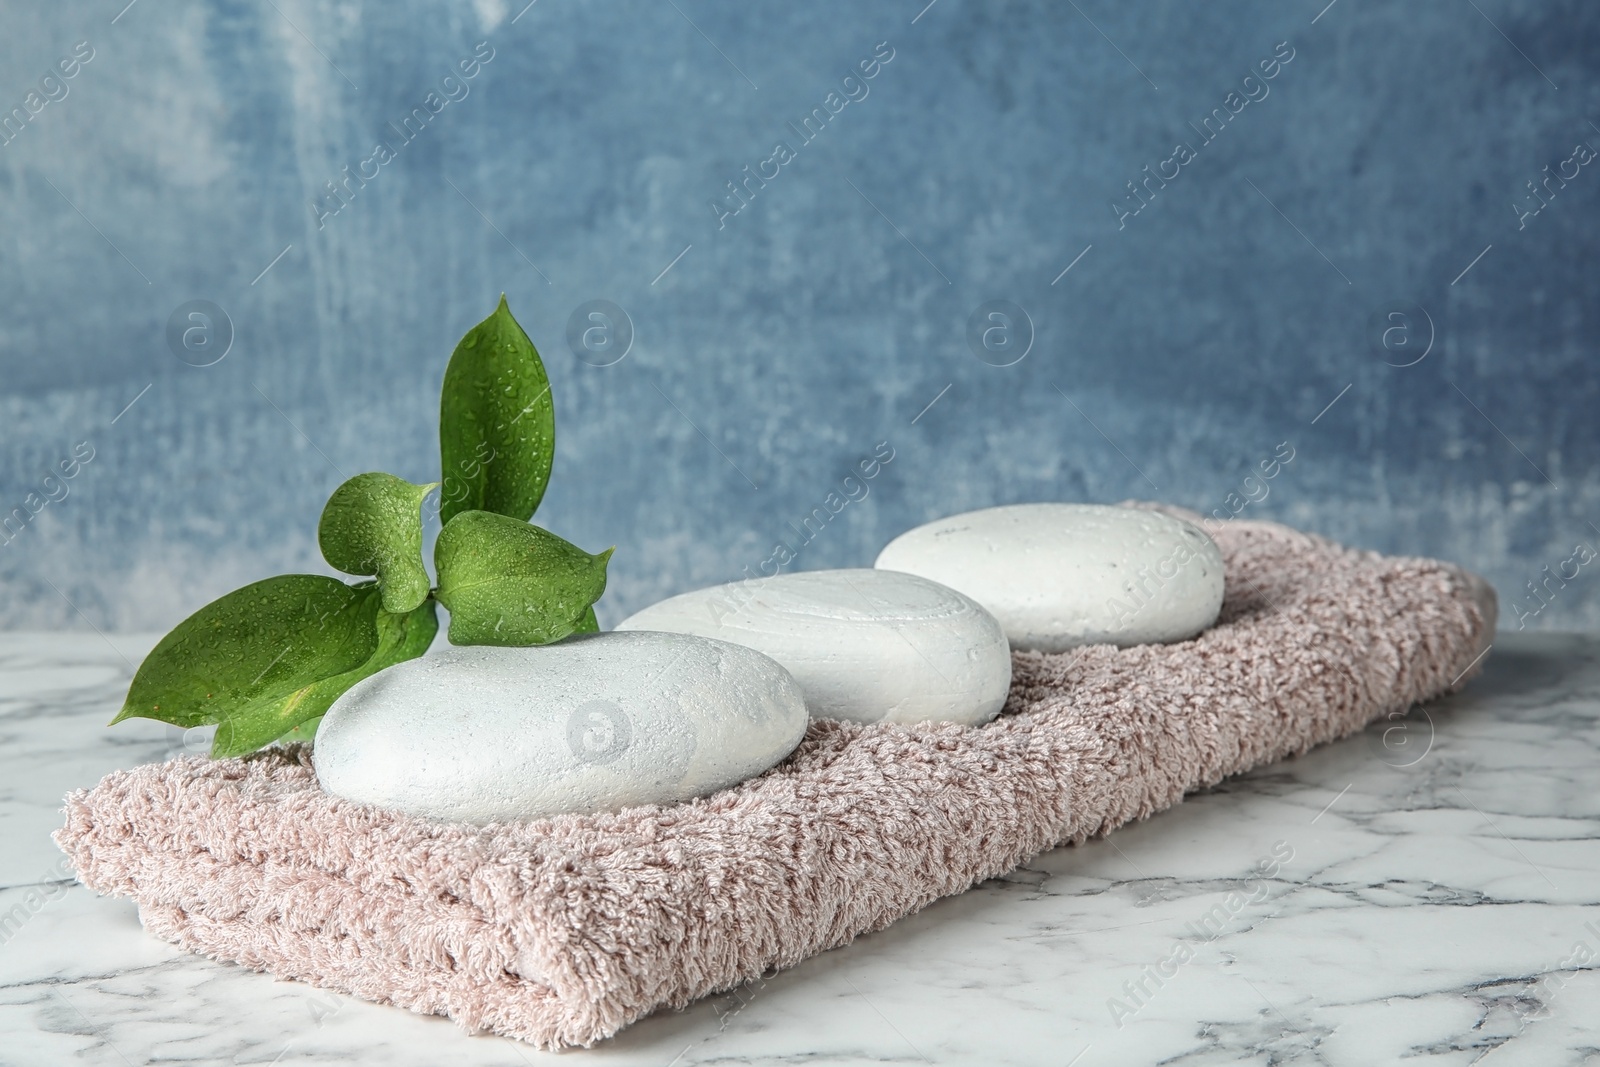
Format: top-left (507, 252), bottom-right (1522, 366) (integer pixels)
top-left (3, 630), bottom-right (1599, 1066)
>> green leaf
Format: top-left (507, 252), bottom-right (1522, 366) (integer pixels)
top-left (435, 510), bottom-right (611, 646)
top-left (573, 605), bottom-right (600, 634)
top-left (439, 295), bottom-right (555, 527)
top-left (211, 599), bottom-right (440, 757)
top-left (276, 715), bottom-right (324, 744)
top-left (317, 472), bottom-right (437, 613)
top-left (111, 575), bottom-right (382, 732)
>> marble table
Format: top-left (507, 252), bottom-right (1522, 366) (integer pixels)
top-left (2, 631), bottom-right (1598, 1066)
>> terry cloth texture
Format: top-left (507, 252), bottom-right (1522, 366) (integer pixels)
top-left (56, 512), bottom-right (1496, 1049)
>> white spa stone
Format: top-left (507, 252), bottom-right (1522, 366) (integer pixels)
top-left (313, 630), bottom-right (808, 824)
top-left (615, 569), bottom-right (1011, 726)
top-left (875, 503), bottom-right (1225, 653)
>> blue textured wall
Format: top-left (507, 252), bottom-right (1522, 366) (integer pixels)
top-left (2, 0), bottom-right (1597, 634)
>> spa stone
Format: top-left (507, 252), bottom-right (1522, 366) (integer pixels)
top-left (313, 631), bottom-right (808, 824)
top-left (615, 568), bottom-right (1011, 726)
top-left (875, 503), bottom-right (1224, 652)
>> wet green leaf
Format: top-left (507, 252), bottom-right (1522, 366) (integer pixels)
top-left (211, 599), bottom-right (440, 757)
top-left (317, 472), bottom-right (436, 614)
top-left (439, 295), bottom-right (554, 527)
top-left (112, 575), bottom-right (381, 733)
top-left (435, 511), bottom-right (610, 646)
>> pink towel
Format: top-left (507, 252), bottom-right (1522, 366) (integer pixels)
top-left (55, 513), bottom-right (1494, 1048)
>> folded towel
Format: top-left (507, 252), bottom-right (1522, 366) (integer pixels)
top-left (55, 512), bottom-right (1494, 1048)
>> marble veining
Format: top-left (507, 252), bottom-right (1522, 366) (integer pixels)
top-left (2, 631), bottom-right (1599, 1065)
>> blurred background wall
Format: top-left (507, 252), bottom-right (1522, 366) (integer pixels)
top-left (2, 0), bottom-right (1596, 633)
